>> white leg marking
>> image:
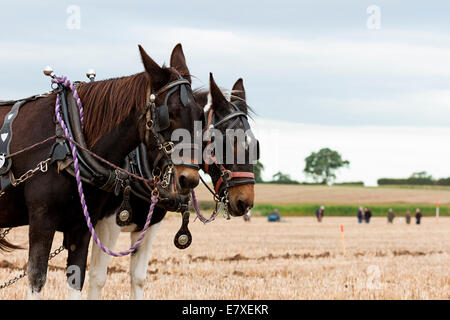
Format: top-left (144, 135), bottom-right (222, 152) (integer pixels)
top-left (87, 214), bottom-right (121, 300)
top-left (27, 288), bottom-right (41, 300)
top-left (66, 285), bottom-right (82, 300)
top-left (130, 221), bottom-right (162, 300)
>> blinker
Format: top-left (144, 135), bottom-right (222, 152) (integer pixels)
top-left (154, 104), bottom-right (170, 132)
top-left (256, 140), bottom-right (260, 160)
top-left (179, 84), bottom-right (189, 107)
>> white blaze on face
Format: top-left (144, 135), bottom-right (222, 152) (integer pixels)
top-left (204, 92), bottom-right (212, 114)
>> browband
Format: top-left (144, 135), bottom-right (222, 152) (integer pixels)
top-left (155, 79), bottom-right (191, 96)
top-left (213, 111), bottom-right (248, 128)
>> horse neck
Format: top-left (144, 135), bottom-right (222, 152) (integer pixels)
top-left (90, 111), bottom-right (141, 165)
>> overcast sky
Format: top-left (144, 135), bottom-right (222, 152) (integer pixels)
top-left (1, 1), bottom-right (450, 185)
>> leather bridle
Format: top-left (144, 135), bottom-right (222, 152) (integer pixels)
top-left (203, 100), bottom-right (258, 201)
top-left (139, 76), bottom-right (200, 197)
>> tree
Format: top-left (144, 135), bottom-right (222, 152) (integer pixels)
top-left (271, 171), bottom-right (298, 184)
top-left (409, 171), bottom-right (433, 185)
top-left (303, 148), bottom-right (349, 184)
top-left (254, 161), bottom-right (264, 183)
top-left (410, 171), bottom-right (432, 180)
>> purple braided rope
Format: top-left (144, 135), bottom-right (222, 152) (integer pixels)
top-left (52, 76), bottom-right (85, 128)
top-left (54, 76), bottom-right (156, 257)
top-left (191, 189), bottom-right (219, 223)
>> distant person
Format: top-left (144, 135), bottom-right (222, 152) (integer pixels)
top-left (415, 208), bottom-right (422, 225)
top-left (364, 207), bottom-right (372, 223)
top-left (316, 206), bottom-right (325, 222)
top-left (243, 210), bottom-right (251, 222)
top-left (268, 208), bottom-right (281, 222)
top-left (387, 208), bottom-right (395, 223)
top-left (405, 210), bottom-right (411, 224)
top-left (357, 207), bottom-right (364, 223)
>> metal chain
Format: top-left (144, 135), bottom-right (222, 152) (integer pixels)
top-left (221, 189), bottom-right (231, 220)
top-left (0, 271), bottom-right (26, 289)
top-left (0, 245), bottom-right (65, 290)
top-left (11, 158), bottom-right (51, 187)
top-left (48, 245), bottom-right (65, 259)
top-left (160, 164), bottom-right (173, 189)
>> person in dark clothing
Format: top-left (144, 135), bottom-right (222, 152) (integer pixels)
top-left (364, 207), bottom-right (372, 223)
top-left (316, 206), bottom-right (325, 222)
top-left (387, 208), bottom-right (395, 223)
top-left (415, 208), bottom-right (422, 225)
top-left (357, 207), bottom-right (364, 223)
top-left (405, 210), bottom-right (411, 224)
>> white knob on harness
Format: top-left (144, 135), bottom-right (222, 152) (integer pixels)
top-left (86, 69), bottom-right (96, 81)
top-left (43, 66), bottom-right (55, 78)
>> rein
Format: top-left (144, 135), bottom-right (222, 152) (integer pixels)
top-left (0, 74), bottom-right (198, 255)
top-left (52, 76), bottom-right (161, 257)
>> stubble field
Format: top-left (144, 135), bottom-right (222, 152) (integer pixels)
top-left (0, 216), bottom-right (448, 299)
top-left (195, 183), bottom-right (450, 205)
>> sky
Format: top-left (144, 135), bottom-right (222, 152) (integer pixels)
top-left (1, 1), bottom-right (450, 185)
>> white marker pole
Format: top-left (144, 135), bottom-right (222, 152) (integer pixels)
top-left (436, 200), bottom-right (439, 224)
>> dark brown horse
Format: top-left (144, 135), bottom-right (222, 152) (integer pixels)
top-left (0, 44), bottom-right (200, 299)
top-left (87, 74), bottom-right (256, 299)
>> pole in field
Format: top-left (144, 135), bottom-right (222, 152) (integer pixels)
top-left (340, 224), bottom-right (346, 256)
top-left (436, 199), bottom-right (439, 224)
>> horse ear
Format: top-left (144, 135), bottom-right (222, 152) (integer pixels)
top-left (138, 45), bottom-right (170, 91)
top-left (170, 43), bottom-right (191, 83)
top-left (231, 78), bottom-right (246, 102)
top-left (209, 73), bottom-right (228, 107)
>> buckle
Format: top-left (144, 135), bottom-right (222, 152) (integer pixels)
top-left (160, 142), bottom-right (175, 155)
top-left (221, 169), bottom-right (232, 181)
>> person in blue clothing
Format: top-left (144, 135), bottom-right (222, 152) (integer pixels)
top-left (357, 207), bottom-right (364, 223)
top-left (316, 206), bottom-right (325, 222)
top-left (268, 208), bottom-right (281, 222)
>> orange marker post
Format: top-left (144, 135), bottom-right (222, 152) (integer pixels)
top-left (340, 224), bottom-right (346, 256)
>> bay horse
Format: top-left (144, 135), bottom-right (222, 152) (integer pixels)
top-left (87, 73), bottom-right (256, 299)
top-left (0, 44), bottom-right (200, 299)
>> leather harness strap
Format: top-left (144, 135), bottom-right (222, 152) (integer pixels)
top-left (214, 171), bottom-right (255, 194)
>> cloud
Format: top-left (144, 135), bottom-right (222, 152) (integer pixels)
top-left (2, 18), bottom-right (450, 126)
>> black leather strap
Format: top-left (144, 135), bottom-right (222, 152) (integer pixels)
top-left (0, 100), bottom-right (26, 175)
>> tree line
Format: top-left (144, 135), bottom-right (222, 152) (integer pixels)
top-left (377, 171), bottom-right (450, 186)
top-left (255, 148), bottom-right (448, 186)
top-left (256, 148), bottom-right (352, 185)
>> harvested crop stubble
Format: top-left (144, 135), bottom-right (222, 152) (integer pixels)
top-left (0, 217), bottom-right (448, 299)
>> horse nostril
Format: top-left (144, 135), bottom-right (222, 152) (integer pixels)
top-left (237, 199), bottom-right (253, 214)
top-left (179, 174), bottom-right (199, 189)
